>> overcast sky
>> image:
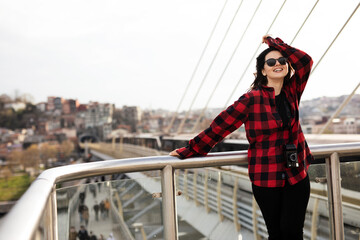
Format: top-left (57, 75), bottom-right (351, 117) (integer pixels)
top-left (0, 0), bottom-right (359, 111)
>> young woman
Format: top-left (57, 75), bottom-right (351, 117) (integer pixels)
top-left (170, 35), bottom-right (313, 240)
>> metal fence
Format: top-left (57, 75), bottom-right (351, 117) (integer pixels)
top-left (0, 142), bottom-right (360, 239)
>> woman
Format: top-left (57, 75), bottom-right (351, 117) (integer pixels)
top-left (170, 35), bottom-right (313, 240)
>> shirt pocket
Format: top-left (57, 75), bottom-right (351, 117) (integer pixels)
top-left (247, 111), bottom-right (281, 138)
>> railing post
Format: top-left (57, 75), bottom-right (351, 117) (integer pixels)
top-left (216, 171), bottom-right (224, 221)
top-left (325, 152), bottom-right (345, 240)
top-left (161, 165), bottom-right (178, 240)
top-left (232, 176), bottom-right (241, 232)
top-left (252, 197), bottom-right (260, 240)
top-left (46, 185), bottom-right (58, 240)
top-left (204, 169), bottom-right (210, 213)
top-left (184, 169), bottom-right (189, 200)
top-left (311, 197), bottom-right (319, 240)
top-left (193, 170), bottom-right (199, 206)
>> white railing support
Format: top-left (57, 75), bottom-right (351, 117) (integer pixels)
top-left (325, 152), bottom-right (345, 240)
top-left (1, 142), bottom-right (360, 239)
top-left (161, 165), bottom-right (178, 240)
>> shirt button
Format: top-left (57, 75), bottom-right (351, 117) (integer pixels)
top-left (282, 173), bottom-right (286, 179)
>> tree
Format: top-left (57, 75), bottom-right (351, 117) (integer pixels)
top-left (8, 150), bottom-right (25, 170)
top-left (23, 144), bottom-right (41, 174)
top-left (60, 140), bottom-right (75, 159)
top-left (39, 143), bottom-right (57, 167)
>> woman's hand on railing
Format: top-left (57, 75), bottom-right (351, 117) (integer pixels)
top-left (169, 149), bottom-right (181, 158)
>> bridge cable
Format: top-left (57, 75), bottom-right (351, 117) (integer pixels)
top-left (311, 2), bottom-right (360, 75)
top-left (193, 0), bottom-right (321, 132)
top-left (177, 0), bottom-right (245, 134)
top-left (191, 0), bottom-right (264, 132)
top-left (318, 82), bottom-right (360, 134)
top-left (223, 0), bottom-right (288, 108)
top-left (290, 0), bottom-right (320, 45)
top-left (164, 0), bottom-right (230, 134)
top-left (315, 2), bottom-right (360, 134)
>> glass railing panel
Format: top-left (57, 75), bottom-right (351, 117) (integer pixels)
top-left (31, 197), bottom-right (51, 240)
top-left (176, 166), bottom-right (335, 240)
top-left (340, 159), bottom-right (360, 240)
top-left (307, 163), bottom-right (331, 240)
top-left (176, 169), bottom-right (217, 239)
top-left (56, 174), bottom-right (164, 240)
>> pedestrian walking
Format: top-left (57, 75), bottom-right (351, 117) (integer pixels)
top-left (82, 204), bottom-right (90, 226)
top-left (89, 231), bottom-right (98, 240)
top-left (104, 199), bottom-right (110, 219)
top-left (106, 232), bottom-right (115, 240)
top-left (78, 225), bottom-right (89, 240)
top-left (93, 201), bottom-right (100, 221)
top-left (69, 226), bottom-right (77, 240)
top-left (100, 200), bottom-right (105, 219)
top-left (78, 203), bottom-right (86, 223)
top-left (79, 191), bottom-right (86, 204)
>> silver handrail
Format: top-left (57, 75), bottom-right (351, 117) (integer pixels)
top-left (0, 142), bottom-right (360, 240)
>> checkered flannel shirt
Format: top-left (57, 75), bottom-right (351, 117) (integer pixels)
top-left (176, 37), bottom-right (314, 187)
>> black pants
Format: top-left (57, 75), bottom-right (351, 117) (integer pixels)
top-left (252, 175), bottom-right (310, 240)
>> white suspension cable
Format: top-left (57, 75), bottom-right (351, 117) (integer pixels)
top-left (311, 2), bottom-right (359, 75)
top-left (318, 82), bottom-right (360, 134)
top-left (290, 0), bottom-right (320, 45)
top-left (177, 0), bottom-right (245, 134)
top-left (164, 0), bottom-right (230, 134)
top-left (191, 0), bottom-right (264, 133)
top-left (224, 0), bottom-right (288, 108)
top-left (314, 2), bottom-right (360, 134)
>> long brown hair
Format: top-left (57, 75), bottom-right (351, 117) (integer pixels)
top-left (250, 47), bottom-right (292, 90)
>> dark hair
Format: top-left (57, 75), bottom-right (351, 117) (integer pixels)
top-left (250, 47), bottom-right (291, 90)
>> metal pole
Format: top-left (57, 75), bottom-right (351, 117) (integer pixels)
top-left (232, 177), bottom-right (240, 232)
top-left (51, 185), bottom-right (58, 240)
top-left (216, 171), bottom-right (224, 221)
top-left (325, 153), bottom-right (345, 240)
top-left (311, 197), bottom-right (319, 240)
top-left (161, 165), bottom-right (178, 240)
top-left (204, 169), bottom-right (210, 213)
top-left (252, 197), bottom-right (260, 240)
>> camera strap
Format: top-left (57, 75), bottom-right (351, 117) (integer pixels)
top-left (283, 96), bottom-right (293, 144)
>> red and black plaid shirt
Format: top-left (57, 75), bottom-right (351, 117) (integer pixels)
top-left (176, 37), bottom-right (314, 187)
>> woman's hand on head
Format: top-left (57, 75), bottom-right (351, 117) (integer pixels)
top-left (262, 34), bottom-right (272, 44)
top-left (169, 149), bottom-right (180, 157)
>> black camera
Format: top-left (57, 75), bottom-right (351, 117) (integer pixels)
top-left (284, 144), bottom-right (299, 168)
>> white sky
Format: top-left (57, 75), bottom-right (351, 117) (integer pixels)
top-left (0, 0), bottom-right (359, 111)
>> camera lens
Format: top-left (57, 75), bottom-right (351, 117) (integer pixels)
top-left (289, 153), bottom-right (297, 162)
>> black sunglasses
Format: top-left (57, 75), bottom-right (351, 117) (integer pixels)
top-left (265, 57), bottom-right (287, 67)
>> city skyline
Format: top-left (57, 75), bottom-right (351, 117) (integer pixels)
top-left (1, 0), bottom-right (359, 111)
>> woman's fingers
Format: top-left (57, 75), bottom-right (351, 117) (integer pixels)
top-left (262, 34), bottom-right (271, 43)
top-left (169, 149), bottom-right (180, 157)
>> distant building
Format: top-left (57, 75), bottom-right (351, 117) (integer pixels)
top-left (332, 117), bottom-right (358, 134)
top-left (61, 115), bottom-right (76, 128)
top-left (122, 106), bottom-right (142, 132)
top-left (85, 102), bottom-right (114, 140)
top-left (85, 102), bottom-right (114, 128)
top-left (36, 102), bottom-right (47, 112)
top-left (54, 97), bottom-right (64, 112)
top-left (47, 97), bottom-right (56, 112)
top-left (46, 117), bottom-right (61, 132)
top-left (62, 99), bottom-right (79, 115)
top-left (4, 102), bottom-right (26, 111)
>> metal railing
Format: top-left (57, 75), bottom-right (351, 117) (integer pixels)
top-left (0, 142), bottom-right (360, 240)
